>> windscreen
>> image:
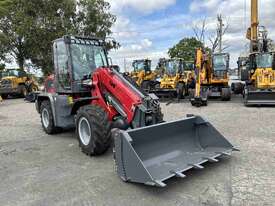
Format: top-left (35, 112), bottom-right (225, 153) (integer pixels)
top-left (2, 70), bottom-right (19, 77)
top-left (213, 55), bottom-right (228, 71)
top-left (165, 60), bottom-right (181, 75)
top-left (133, 60), bottom-right (151, 72)
top-left (184, 62), bottom-right (194, 71)
top-left (71, 44), bottom-right (108, 80)
top-left (256, 53), bottom-right (273, 68)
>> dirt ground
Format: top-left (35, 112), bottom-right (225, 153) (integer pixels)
top-left (0, 97), bottom-right (274, 206)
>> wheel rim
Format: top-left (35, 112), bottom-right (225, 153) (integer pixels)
top-left (42, 108), bottom-right (50, 128)
top-left (78, 117), bottom-right (91, 146)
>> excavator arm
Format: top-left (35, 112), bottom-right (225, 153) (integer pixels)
top-left (190, 48), bottom-right (208, 107)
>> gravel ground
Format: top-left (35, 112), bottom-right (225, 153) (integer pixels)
top-left (0, 97), bottom-right (274, 206)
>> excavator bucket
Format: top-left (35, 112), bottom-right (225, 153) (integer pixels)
top-left (245, 90), bottom-right (275, 105)
top-left (113, 115), bottom-right (237, 187)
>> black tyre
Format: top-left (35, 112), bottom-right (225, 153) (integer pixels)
top-left (40, 100), bottom-right (61, 134)
top-left (231, 83), bottom-right (235, 92)
top-left (176, 83), bottom-right (185, 100)
top-left (221, 87), bottom-right (231, 101)
top-left (76, 104), bottom-right (112, 156)
top-left (1, 94), bottom-right (8, 99)
top-left (141, 80), bottom-right (150, 92)
top-left (156, 108), bottom-right (164, 123)
top-left (18, 85), bottom-right (27, 97)
top-left (241, 68), bottom-right (249, 81)
top-left (243, 87), bottom-right (248, 106)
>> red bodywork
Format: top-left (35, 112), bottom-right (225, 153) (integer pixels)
top-left (91, 67), bottom-right (142, 124)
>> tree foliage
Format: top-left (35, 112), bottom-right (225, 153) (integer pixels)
top-left (0, 0), bottom-right (116, 75)
top-left (168, 37), bottom-right (211, 61)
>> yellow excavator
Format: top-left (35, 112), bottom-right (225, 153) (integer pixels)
top-left (191, 48), bottom-right (231, 107)
top-left (241, 0), bottom-right (275, 105)
top-left (153, 58), bottom-right (194, 99)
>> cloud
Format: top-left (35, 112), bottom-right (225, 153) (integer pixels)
top-left (109, 49), bottom-right (168, 72)
top-left (112, 38), bottom-right (153, 58)
top-left (108, 0), bottom-right (275, 70)
top-left (111, 16), bottom-right (138, 39)
top-left (189, 0), bottom-right (275, 67)
top-left (108, 0), bottom-right (176, 14)
top-left (189, 0), bottom-right (220, 13)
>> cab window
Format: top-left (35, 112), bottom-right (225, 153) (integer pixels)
top-left (54, 41), bottom-right (70, 89)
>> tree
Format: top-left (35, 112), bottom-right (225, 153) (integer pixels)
top-left (168, 37), bottom-right (211, 61)
top-left (0, 0), bottom-right (116, 75)
top-left (208, 14), bottom-right (229, 53)
top-left (0, 63), bottom-right (5, 70)
top-left (0, 0), bottom-right (30, 69)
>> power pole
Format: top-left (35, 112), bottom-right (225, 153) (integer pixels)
top-left (217, 14), bottom-right (224, 53)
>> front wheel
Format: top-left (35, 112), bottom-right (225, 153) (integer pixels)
top-left (176, 83), bottom-right (186, 100)
top-left (1, 94), bottom-right (8, 99)
top-left (18, 85), bottom-right (27, 97)
top-left (141, 80), bottom-right (150, 92)
top-left (221, 87), bottom-right (231, 101)
top-left (76, 104), bottom-right (112, 156)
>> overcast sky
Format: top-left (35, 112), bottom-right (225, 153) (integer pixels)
top-left (107, 0), bottom-right (275, 71)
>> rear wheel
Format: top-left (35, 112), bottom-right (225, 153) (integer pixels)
top-left (76, 104), bottom-right (112, 156)
top-left (244, 87), bottom-right (248, 106)
top-left (221, 87), bottom-right (231, 101)
top-left (176, 83), bottom-right (186, 100)
top-left (18, 85), bottom-right (27, 97)
top-left (40, 100), bottom-right (61, 134)
top-left (1, 94), bottom-right (8, 99)
top-left (141, 80), bottom-right (150, 92)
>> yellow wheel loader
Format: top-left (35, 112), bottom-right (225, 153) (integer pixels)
top-left (191, 48), bottom-right (231, 107)
top-left (240, 0), bottom-right (275, 106)
top-left (0, 69), bottom-right (38, 99)
top-left (128, 59), bottom-right (158, 91)
top-left (153, 58), bottom-right (193, 99)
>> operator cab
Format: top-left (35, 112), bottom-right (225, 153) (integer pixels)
top-left (132, 59), bottom-right (151, 73)
top-left (53, 35), bottom-right (109, 94)
top-left (164, 59), bottom-right (183, 76)
top-left (254, 52), bottom-right (275, 69)
top-left (1, 69), bottom-right (27, 78)
top-left (184, 62), bottom-right (194, 71)
top-left (212, 53), bottom-right (230, 78)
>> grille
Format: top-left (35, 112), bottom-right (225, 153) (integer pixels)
top-left (0, 79), bottom-right (12, 88)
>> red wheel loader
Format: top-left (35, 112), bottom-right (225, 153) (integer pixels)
top-left (36, 36), bottom-right (237, 187)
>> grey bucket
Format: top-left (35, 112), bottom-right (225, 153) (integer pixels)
top-left (113, 115), bottom-right (237, 187)
top-left (245, 90), bottom-right (275, 105)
